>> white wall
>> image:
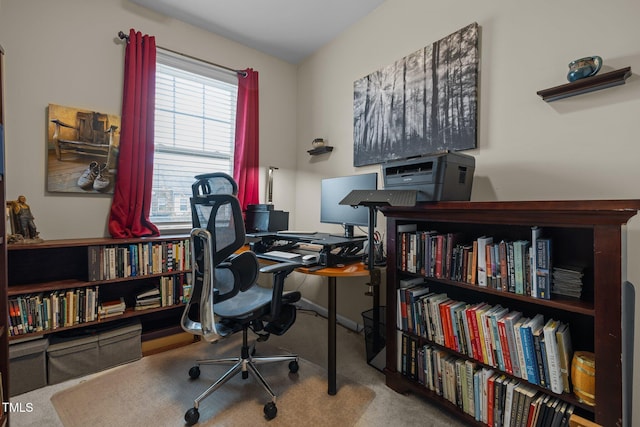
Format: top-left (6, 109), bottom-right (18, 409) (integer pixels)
top-left (0, 0), bottom-right (298, 240)
top-left (295, 0), bottom-right (640, 421)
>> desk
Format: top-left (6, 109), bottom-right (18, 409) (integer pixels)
top-left (250, 246), bottom-right (369, 395)
top-left (294, 262), bottom-right (369, 395)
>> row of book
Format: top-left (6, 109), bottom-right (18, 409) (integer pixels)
top-left (398, 283), bottom-right (573, 395)
top-left (88, 239), bottom-right (191, 281)
top-left (398, 225), bottom-right (561, 300)
top-left (400, 335), bottom-right (577, 427)
top-left (7, 273), bottom-right (192, 336)
top-left (8, 287), bottom-right (100, 335)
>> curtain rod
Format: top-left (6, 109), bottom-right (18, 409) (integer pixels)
top-left (117, 31), bottom-right (247, 77)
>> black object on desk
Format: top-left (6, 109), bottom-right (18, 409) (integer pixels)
top-left (248, 232), bottom-right (366, 268)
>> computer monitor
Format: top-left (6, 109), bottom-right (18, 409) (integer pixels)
top-left (320, 172), bottom-right (377, 238)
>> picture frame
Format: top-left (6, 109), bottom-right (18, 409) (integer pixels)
top-left (353, 23), bottom-right (479, 167)
top-left (46, 103), bottom-right (120, 194)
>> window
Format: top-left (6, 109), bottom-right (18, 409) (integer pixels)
top-left (151, 49), bottom-right (238, 229)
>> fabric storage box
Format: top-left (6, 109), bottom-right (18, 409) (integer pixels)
top-left (98, 320), bottom-right (142, 370)
top-left (9, 337), bottom-right (48, 396)
top-left (47, 334), bottom-right (99, 385)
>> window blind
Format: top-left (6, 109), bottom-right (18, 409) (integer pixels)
top-left (151, 49), bottom-right (238, 228)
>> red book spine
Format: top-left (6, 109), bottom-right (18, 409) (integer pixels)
top-left (466, 305), bottom-right (480, 359)
top-left (498, 318), bottom-right (514, 375)
top-left (435, 234), bottom-right (444, 278)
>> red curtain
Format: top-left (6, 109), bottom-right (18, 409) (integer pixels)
top-left (108, 29), bottom-right (159, 238)
top-left (233, 68), bottom-right (260, 212)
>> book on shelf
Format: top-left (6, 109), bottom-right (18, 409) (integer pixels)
top-left (476, 236), bottom-right (494, 287)
top-left (493, 374), bottom-right (507, 427)
top-left (464, 359), bottom-right (477, 416)
top-left (520, 313), bottom-right (544, 386)
top-left (536, 237), bottom-right (553, 300)
top-left (513, 316), bottom-right (530, 382)
top-left (479, 304), bottom-right (500, 367)
top-left (470, 239), bottom-right (478, 285)
top-left (508, 382), bottom-right (523, 427)
top-left (98, 297), bottom-right (126, 319)
top-left (486, 372), bottom-right (498, 427)
top-left (543, 318), bottom-right (563, 394)
top-left (530, 227), bottom-right (542, 298)
top-left (551, 265), bottom-right (584, 300)
top-left (134, 285), bottom-right (162, 311)
top-left (541, 395), bottom-right (560, 427)
top-left (502, 378), bottom-right (519, 427)
top-left (473, 369), bottom-right (482, 422)
top-left (515, 384), bottom-right (538, 427)
top-left (513, 240), bottom-right (530, 295)
top-left (497, 312), bottom-right (514, 375)
top-left (558, 403), bottom-right (574, 427)
top-left (498, 241), bottom-right (509, 292)
top-left (481, 367), bottom-right (495, 425)
top-left (532, 322), bottom-right (549, 389)
top-left (555, 322), bottom-right (573, 393)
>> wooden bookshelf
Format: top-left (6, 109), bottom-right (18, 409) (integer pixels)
top-left (381, 200), bottom-right (640, 427)
top-left (7, 235), bottom-right (190, 343)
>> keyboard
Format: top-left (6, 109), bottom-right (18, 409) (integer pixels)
top-left (257, 251), bottom-right (302, 262)
top-left (276, 230), bottom-right (318, 235)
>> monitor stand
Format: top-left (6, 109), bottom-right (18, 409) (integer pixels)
top-left (339, 189), bottom-right (418, 366)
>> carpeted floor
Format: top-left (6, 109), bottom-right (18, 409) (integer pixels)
top-left (51, 339), bottom-right (374, 426)
top-left (10, 309), bottom-right (465, 426)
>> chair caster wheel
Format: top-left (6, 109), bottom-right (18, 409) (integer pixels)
top-left (288, 360), bottom-right (299, 374)
top-left (264, 402), bottom-right (277, 420)
top-left (185, 407), bottom-right (200, 425)
top-left (189, 366), bottom-right (201, 379)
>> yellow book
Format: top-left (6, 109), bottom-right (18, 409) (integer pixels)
top-left (475, 304), bottom-right (490, 364)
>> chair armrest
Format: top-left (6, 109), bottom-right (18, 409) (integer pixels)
top-left (51, 119), bottom-right (76, 129)
top-left (259, 261), bottom-right (302, 322)
top-left (259, 262), bottom-right (301, 274)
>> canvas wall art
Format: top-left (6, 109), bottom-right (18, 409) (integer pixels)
top-left (47, 103), bottom-right (120, 194)
top-left (353, 22), bottom-right (479, 167)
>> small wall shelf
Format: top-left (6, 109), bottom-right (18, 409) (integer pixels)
top-left (307, 146), bottom-right (333, 155)
top-left (537, 66), bottom-right (632, 102)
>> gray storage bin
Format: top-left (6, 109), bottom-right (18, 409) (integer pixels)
top-left (47, 334), bottom-right (99, 385)
top-left (98, 320), bottom-right (142, 370)
top-left (9, 337), bottom-right (48, 396)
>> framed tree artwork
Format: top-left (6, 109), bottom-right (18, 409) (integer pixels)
top-left (46, 103), bottom-right (120, 194)
top-left (353, 22), bottom-right (479, 167)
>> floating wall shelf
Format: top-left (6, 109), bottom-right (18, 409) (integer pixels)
top-left (537, 66), bottom-right (632, 102)
top-left (307, 146), bottom-right (333, 155)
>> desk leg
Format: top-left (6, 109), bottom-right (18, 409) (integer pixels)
top-left (328, 276), bottom-right (337, 395)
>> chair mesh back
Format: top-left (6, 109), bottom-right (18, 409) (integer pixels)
top-left (191, 173), bottom-right (245, 265)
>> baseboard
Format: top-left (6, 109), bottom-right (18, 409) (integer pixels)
top-left (295, 297), bottom-right (363, 332)
top-left (141, 332), bottom-right (195, 356)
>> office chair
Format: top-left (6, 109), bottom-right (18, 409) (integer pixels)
top-left (181, 172), bottom-right (301, 425)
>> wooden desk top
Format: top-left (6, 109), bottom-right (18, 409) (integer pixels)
top-left (297, 261), bottom-right (370, 278)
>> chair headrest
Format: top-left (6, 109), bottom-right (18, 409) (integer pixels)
top-left (192, 173), bottom-right (238, 197)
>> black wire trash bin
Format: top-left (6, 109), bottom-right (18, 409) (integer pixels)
top-left (362, 306), bottom-right (386, 371)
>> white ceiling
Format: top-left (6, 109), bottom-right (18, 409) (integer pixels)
top-left (129, 0), bottom-right (386, 64)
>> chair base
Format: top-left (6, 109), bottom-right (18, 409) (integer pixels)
top-left (185, 327), bottom-right (299, 425)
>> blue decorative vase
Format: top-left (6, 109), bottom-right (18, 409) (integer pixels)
top-left (567, 56), bottom-right (603, 82)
